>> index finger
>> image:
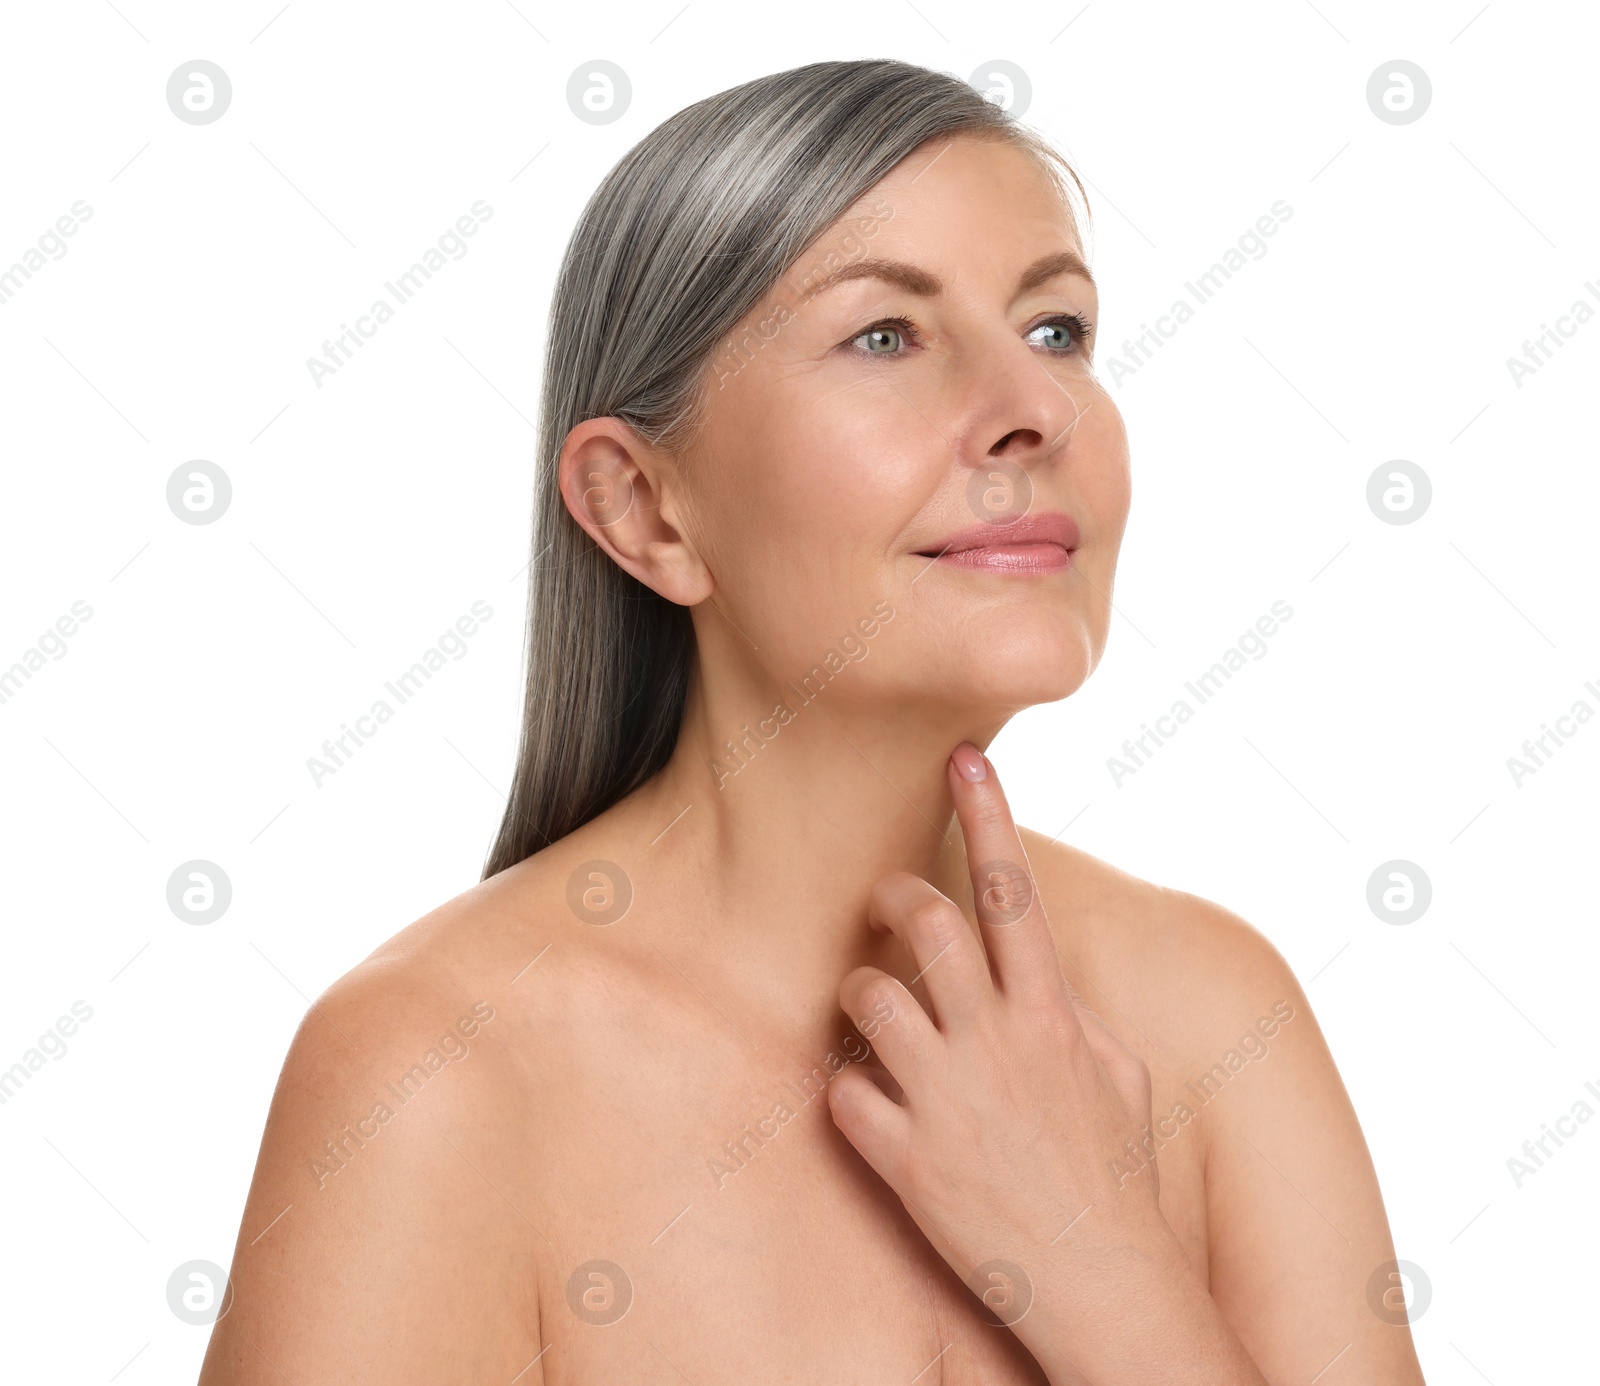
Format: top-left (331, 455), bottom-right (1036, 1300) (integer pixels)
top-left (948, 742), bottom-right (1067, 1005)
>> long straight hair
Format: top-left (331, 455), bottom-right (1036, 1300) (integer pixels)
top-left (481, 58), bottom-right (1089, 880)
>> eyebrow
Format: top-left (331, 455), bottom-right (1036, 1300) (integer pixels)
top-left (800, 248), bottom-right (1095, 303)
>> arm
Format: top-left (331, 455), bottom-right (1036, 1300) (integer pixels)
top-left (1186, 900), bottom-right (1428, 1382)
top-left (196, 963), bottom-right (543, 1385)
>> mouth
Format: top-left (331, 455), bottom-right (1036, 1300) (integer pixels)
top-left (914, 511), bottom-right (1080, 575)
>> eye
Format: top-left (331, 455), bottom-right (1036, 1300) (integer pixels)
top-left (849, 318), bottom-right (916, 355)
top-left (1028, 313), bottom-right (1093, 353)
top-left (845, 311), bottom-right (1094, 359)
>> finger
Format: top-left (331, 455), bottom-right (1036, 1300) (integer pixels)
top-left (867, 871), bottom-right (995, 1030)
top-left (838, 965), bottom-right (940, 1092)
top-left (826, 1064), bottom-right (913, 1188)
top-left (1068, 987), bottom-right (1149, 1099)
top-left (948, 743), bottom-right (1071, 1008)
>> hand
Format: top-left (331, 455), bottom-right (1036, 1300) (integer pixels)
top-left (828, 743), bottom-right (1259, 1383)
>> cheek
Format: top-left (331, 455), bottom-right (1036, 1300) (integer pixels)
top-left (720, 382), bottom-right (929, 571)
top-left (1094, 451), bottom-right (1133, 538)
top-left (695, 386), bottom-right (937, 672)
top-left (1073, 410), bottom-right (1133, 548)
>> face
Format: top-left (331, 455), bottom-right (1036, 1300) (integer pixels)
top-left (570, 132), bottom-right (1132, 719)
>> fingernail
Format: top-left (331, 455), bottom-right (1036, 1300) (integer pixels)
top-left (952, 743), bottom-right (987, 782)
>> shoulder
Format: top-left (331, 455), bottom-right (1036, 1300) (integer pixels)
top-left (1016, 829), bottom-right (1326, 1135)
top-left (244, 834), bottom-right (686, 1200)
top-left (1018, 827), bottom-right (1306, 1024)
top-left (268, 842), bottom-right (658, 1131)
top-left (262, 863), bottom-right (542, 1121)
top-left (197, 858), bottom-right (608, 1384)
top-left (1011, 843), bottom-right (1420, 1376)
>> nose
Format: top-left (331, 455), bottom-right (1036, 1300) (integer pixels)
top-left (969, 350), bottom-right (1092, 476)
top-left (936, 334), bottom-right (1094, 525)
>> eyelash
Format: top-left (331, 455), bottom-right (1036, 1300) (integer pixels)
top-left (846, 312), bottom-right (1094, 358)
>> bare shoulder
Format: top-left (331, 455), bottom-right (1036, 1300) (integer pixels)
top-left (197, 853), bottom-right (610, 1385)
top-left (1017, 828), bottom-right (1309, 1055)
top-left (1019, 830), bottom-right (1424, 1381)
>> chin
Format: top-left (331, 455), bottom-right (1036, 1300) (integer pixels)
top-left (947, 623), bottom-right (1097, 709)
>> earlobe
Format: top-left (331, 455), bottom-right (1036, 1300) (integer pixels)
top-left (557, 418), bottom-right (713, 607)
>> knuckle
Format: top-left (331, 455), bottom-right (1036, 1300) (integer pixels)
top-left (975, 859), bottom-right (1035, 927)
top-left (1018, 967), bottom-right (1070, 1012)
top-left (874, 869), bottom-right (923, 904)
top-left (906, 896), bottom-right (962, 948)
top-left (870, 979), bottom-right (903, 1013)
top-left (1049, 1003), bottom-right (1092, 1054)
top-left (1014, 979), bottom-right (1077, 1041)
top-left (856, 979), bottom-right (903, 1033)
top-left (1039, 998), bottom-right (1085, 1051)
top-left (969, 793), bottom-right (1011, 837)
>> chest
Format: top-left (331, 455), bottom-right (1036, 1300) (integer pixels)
top-left (523, 1029), bottom-right (1211, 1383)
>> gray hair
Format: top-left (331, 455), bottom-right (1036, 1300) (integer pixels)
top-left (482, 58), bottom-right (1090, 879)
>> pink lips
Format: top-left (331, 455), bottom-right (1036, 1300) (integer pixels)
top-left (916, 511), bottom-right (1080, 575)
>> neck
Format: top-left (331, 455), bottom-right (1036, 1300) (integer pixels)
top-left (621, 657), bottom-right (1004, 1046)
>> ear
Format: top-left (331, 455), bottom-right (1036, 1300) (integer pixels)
top-left (557, 417), bottom-right (712, 607)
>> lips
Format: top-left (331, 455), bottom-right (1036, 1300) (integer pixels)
top-left (915, 511), bottom-right (1080, 574)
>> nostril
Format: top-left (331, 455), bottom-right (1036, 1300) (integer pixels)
top-left (989, 428), bottom-right (1042, 455)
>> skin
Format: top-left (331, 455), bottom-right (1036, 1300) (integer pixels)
top-left (198, 133), bottom-right (1427, 1383)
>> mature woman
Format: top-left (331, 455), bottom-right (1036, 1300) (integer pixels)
top-left (200, 59), bottom-right (1425, 1384)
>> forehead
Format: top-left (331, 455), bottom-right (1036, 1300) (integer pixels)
top-left (784, 134), bottom-right (1081, 292)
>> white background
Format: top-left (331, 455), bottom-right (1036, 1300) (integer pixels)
top-left (1, 1), bottom-right (1595, 1380)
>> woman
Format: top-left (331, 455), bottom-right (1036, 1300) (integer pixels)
top-left (200, 59), bottom-right (1426, 1384)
